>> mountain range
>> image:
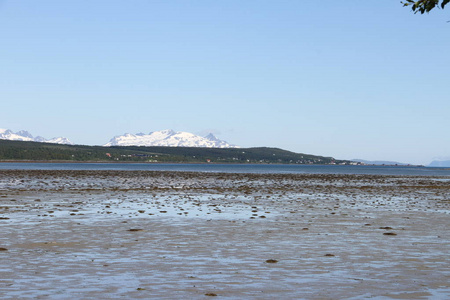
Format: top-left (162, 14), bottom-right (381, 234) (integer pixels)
top-left (2, 128), bottom-right (447, 166)
top-left (103, 129), bottom-right (238, 148)
top-left (0, 128), bottom-right (236, 148)
top-left (428, 160), bottom-right (450, 167)
top-left (0, 129), bottom-right (73, 145)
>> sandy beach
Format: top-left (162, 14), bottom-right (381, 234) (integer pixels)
top-left (1, 170), bottom-right (449, 299)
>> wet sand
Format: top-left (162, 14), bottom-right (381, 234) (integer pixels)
top-left (1, 170), bottom-right (449, 299)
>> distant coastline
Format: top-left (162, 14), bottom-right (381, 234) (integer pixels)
top-left (0, 160), bottom-right (425, 167)
top-left (0, 139), bottom-right (351, 165)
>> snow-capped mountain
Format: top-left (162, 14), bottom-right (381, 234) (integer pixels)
top-left (104, 129), bottom-right (238, 148)
top-left (0, 129), bottom-right (73, 145)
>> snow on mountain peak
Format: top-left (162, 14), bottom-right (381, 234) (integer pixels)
top-left (16, 130), bottom-right (33, 139)
top-left (46, 137), bottom-right (73, 145)
top-left (1, 128), bottom-right (235, 148)
top-left (159, 129), bottom-right (176, 136)
top-left (0, 128), bottom-right (73, 145)
top-left (204, 133), bottom-right (220, 142)
top-left (104, 129), bottom-right (238, 148)
top-left (34, 136), bottom-right (47, 143)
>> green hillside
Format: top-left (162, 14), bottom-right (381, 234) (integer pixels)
top-left (0, 139), bottom-right (351, 164)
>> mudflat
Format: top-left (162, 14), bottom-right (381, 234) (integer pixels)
top-left (1, 170), bottom-right (449, 299)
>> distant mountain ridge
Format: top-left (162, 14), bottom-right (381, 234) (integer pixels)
top-left (0, 129), bottom-right (73, 145)
top-left (351, 159), bottom-right (411, 166)
top-left (428, 160), bottom-right (450, 167)
top-left (104, 129), bottom-right (238, 148)
top-left (0, 139), bottom-right (348, 164)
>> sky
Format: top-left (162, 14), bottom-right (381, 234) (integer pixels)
top-left (1, 1), bottom-right (449, 165)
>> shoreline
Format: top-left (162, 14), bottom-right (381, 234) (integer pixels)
top-left (1, 170), bottom-right (449, 299)
top-left (0, 160), bottom-right (426, 167)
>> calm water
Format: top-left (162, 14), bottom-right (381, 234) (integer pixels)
top-left (1, 162), bottom-right (450, 176)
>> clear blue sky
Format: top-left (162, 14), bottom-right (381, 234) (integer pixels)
top-left (1, 0), bottom-right (449, 165)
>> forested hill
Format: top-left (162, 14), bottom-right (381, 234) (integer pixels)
top-left (0, 139), bottom-right (352, 165)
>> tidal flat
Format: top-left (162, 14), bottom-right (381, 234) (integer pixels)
top-left (1, 170), bottom-right (449, 299)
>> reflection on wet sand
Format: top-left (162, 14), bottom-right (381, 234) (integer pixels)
top-left (1, 170), bottom-right (449, 299)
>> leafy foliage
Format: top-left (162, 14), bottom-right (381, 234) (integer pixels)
top-left (0, 140), bottom-right (352, 165)
top-left (402, 0), bottom-right (449, 14)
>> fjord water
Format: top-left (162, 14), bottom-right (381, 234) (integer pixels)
top-left (0, 162), bottom-right (449, 176)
